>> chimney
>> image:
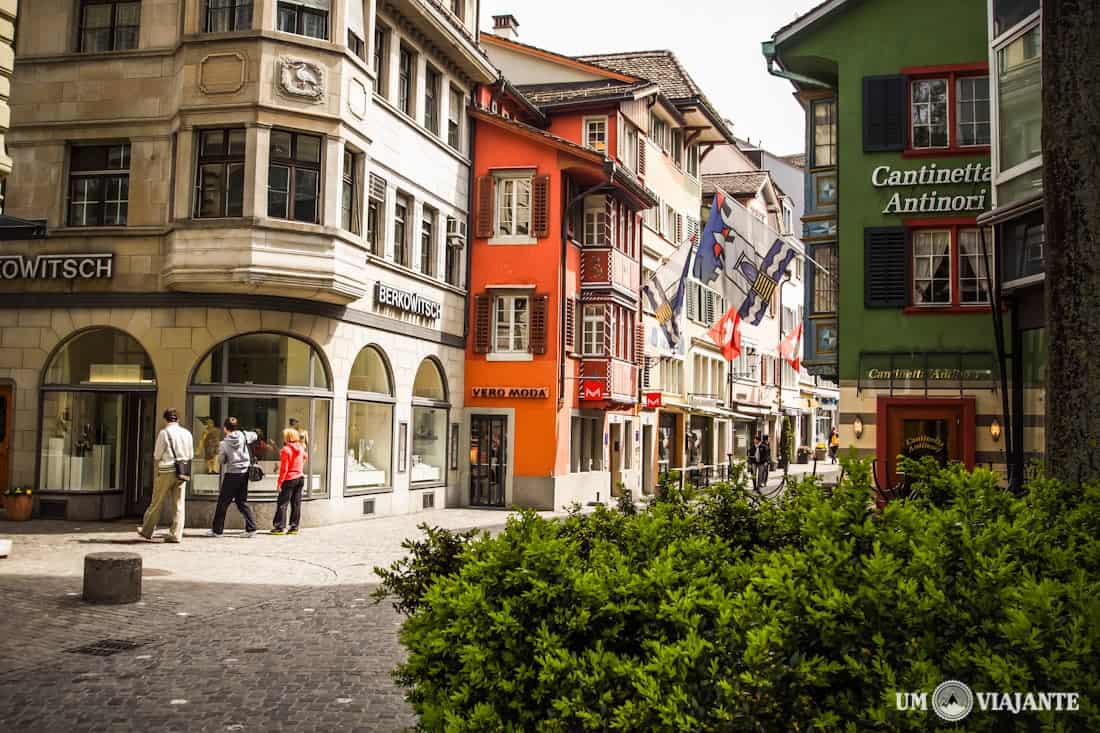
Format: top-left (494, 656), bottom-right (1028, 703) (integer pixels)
top-left (492, 14), bottom-right (519, 40)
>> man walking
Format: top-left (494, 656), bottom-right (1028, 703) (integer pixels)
top-left (757, 435), bottom-right (772, 490)
top-left (208, 417), bottom-right (259, 538)
top-left (139, 408), bottom-right (194, 543)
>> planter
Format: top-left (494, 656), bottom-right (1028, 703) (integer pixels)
top-left (796, 448), bottom-right (811, 464)
top-left (814, 448), bottom-right (827, 461)
top-left (2, 495), bottom-right (33, 521)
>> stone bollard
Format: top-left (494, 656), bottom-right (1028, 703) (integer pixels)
top-left (83, 551), bottom-right (142, 604)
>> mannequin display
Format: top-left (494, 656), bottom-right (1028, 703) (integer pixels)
top-left (200, 418), bottom-right (220, 473)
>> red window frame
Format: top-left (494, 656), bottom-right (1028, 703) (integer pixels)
top-left (902, 63), bottom-right (991, 158)
top-left (904, 216), bottom-right (992, 314)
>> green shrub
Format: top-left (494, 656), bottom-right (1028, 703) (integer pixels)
top-left (378, 463), bottom-right (1100, 731)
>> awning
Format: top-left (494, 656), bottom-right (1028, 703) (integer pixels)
top-left (976, 191), bottom-right (1042, 226)
top-left (735, 404), bottom-right (771, 416)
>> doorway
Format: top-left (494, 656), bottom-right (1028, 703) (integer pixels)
top-left (469, 414), bottom-right (506, 507)
top-left (0, 386), bottom-right (11, 492)
top-left (609, 423), bottom-right (622, 496)
top-left (880, 398), bottom-right (974, 487)
top-left (642, 425), bottom-right (653, 495)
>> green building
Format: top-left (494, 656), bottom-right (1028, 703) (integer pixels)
top-left (764, 0), bottom-right (1014, 487)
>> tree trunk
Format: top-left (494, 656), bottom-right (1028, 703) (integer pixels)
top-left (1042, 0), bottom-right (1100, 485)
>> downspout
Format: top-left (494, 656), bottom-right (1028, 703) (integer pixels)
top-left (761, 41), bottom-right (832, 89)
top-left (979, 227), bottom-right (1015, 491)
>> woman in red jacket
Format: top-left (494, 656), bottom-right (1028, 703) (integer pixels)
top-left (271, 428), bottom-right (307, 535)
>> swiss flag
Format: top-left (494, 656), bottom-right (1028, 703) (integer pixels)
top-left (708, 307), bottom-right (742, 361)
top-left (778, 322), bottom-right (803, 372)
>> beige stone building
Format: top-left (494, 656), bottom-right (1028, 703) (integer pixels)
top-left (0, 0), bottom-right (497, 525)
top-left (0, 0), bottom-right (16, 199)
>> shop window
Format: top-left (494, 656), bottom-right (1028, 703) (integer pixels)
top-left (424, 66), bottom-right (441, 135)
top-left (911, 227), bottom-right (991, 308)
top-left (68, 143), bottom-right (131, 227)
top-left (448, 86), bottom-right (464, 150)
top-left (205, 0), bottom-right (252, 32)
top-left (571, 416), bottom-right (603, 472)
top-left (268, 130), bottom-right (322, 224)
top-left (189, 333), bottom-right (331, 500)
top-left (398, 46), bottom-right (416, 117)
top-left (373, 22), bottom-right (389, 98)
top-left (346, 346), bottom-right (394, 494)
top-left (411, 359), bottom-right (449, 486)
top-left (195, 128), bottom-right (246, 219)
top-left (584, 117), bottom-right (607, 153)
top-left (276, 1), bottom-right (328, 40)
top-left (40, 328), bottom-right (156, 493)
top-left (341, 149), bottom-right (361, 234)
top-left (812, 99), bottom-right (836, 167)
top-left (79, 0), bottom-right (140, 53)
top-left (393, 192), bottom-right (411, 266)
top-left (420, 206), bottom-right (437, 276)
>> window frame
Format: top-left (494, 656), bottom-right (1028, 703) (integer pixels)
top-left (445, 216), bottom-right (463, 287)
top-left (903, 64), bottom-right (991, 156)
top-left (584, 116), bottom-right (608, 153)
top-left (398, 45), bottom-right (416, 117)
top-left (341, 148), bottom-right (361, 234)
top-left (67, 143), bottom-right (131, 228)
top-left (194, 128), bottom-right (246, 219)
top-left (492, 293), bottom-right (531, 354)
top-left (276, 1), bottom-right (329, 40)
top-left (367, 173), bottom-right (386, 256)
top-left (347, 29), bottom-right (365, 60)
top-left (267, 129), bottom-right (323, 224)
top-left (393, 192), bottom-right (411, 267)
top-left (492, 172), bottom-right (534, 243)
top-left (582, 304), bottom-right (606, 357)
top-left (420, 205), bottom-right (437, 276)
top-left (811, 98), bottom-right (836, 169)
top-left (906, 221), bottom-right (993, 311)
top-left (373, 22), bottom-right (389, 98)
top-left (424, 65), bottom-right (442, 135)
top-left (447, 86), bottom-right (464, 150)
top-left (78, 0), bottom-right (141, 53)
top-left (204, 0), bottom-right (253, 33)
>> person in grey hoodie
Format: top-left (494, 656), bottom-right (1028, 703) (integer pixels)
top-left (207, 417), bottom-right (259, 537)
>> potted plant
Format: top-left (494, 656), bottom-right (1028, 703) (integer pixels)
top-left (796, 445), bottom-right (811, 464)
top-left (2, 486), bottom-right (34, 522)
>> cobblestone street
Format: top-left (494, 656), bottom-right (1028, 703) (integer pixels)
top-left (0, 509), bottom-right (547, 732)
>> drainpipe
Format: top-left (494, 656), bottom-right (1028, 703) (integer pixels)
top-left (761, 41), bottom-right (832, 89)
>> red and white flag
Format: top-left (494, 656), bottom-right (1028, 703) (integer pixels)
top-left (708, 307), bottom-right (742, 361)
top-left (777, 322), bottom-right (803, 372)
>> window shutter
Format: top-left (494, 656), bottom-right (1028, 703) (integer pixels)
top-left (863, 75), bottom-right (908, 152)
top-left (638, 136), bottom-right (647, 176)
top-left (532, 174), bottom-right (551, 238)
top-left (530, 294), bottom-right (549, 354)
top-left (675, 213), bottom-right (683, 244)
top-left (473, 294), bottom-right (491, 353)
top-left (864, 226), bottom-right (908, 308)
top-left (760, 356), bottom-right (767, 385)
top-left (603, 197), bottom-right (613, 246)
top-left (564, 296), bottom-right (576, 354)
top-left (475, 175), bottom-right (494, 238)
top-left (687, 282), bottom-right (699, 321)
top-left (633, 319), bottom-right (645, 368)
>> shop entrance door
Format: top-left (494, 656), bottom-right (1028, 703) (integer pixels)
top-left (0, 386), bottom-right (12, 492)
top-left (609, 423), bottom-right (622, 496)
top-left (123, 393), bottom-right (156, 516)
top-left (469, 415), bottom-right (506, 507)
top-left (882, 399), bottom-right (972, 487)
top-left (642, 425), bottom-right (653, 495)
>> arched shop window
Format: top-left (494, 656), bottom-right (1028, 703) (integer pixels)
top-left (410, 358), bottom-right (449, 485)
top-left (189, 333), bottom-right (331, 500)
top-left (40, 328), bottom-right (157, 497)
top-left (345, 345), bottom-right (395, 495)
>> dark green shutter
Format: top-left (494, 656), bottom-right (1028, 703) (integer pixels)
top-left (863, 75), bottom-right (908, 152)
top-left (865, 227), bottom-right (908, 308)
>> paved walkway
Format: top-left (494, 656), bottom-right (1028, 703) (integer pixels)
top-left (0, 508), bottom-right (564, 732)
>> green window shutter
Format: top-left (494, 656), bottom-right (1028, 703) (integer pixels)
top-left (863, 75), bottom-right (908, 152)
top-left (864, 227), bottom-right (908, 308)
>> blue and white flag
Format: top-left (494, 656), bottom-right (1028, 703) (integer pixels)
top-left (642, 236), bottom-right (693, 350)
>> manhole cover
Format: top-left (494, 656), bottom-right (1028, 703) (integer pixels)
top-left (244, 647), bottom-right (269, 654)
top-left (65, 639), bottom-right (147, 657)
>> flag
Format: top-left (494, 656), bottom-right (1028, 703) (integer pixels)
top-left (708, 307), bottom-right (742, 361)
top-left (778, 322), bottom-right (803, 372)
top-left (732, 238), bottom-right (799, 326)
top-left (642, 235), bottom-right (694, 350)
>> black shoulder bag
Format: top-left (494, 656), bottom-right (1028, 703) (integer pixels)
top-left (246, 435), bottom-right (265, 483)
top-left (167, 431), bottom-right (191, 481)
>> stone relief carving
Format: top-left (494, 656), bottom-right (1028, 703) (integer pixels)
top-left (277, 58), bottom-right (325, 102)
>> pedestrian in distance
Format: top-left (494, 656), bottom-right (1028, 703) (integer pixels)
top-left (271, 427), bottom-right (307, 536)
top-left (749, 434), bottom-right (763, 489)
top-left (829, 427), bottom-right (840, 465)
top-left (207, 417), bottom-right (259, 538)
top-left (758, 435), bottom-right (773, 488)
top-left (139, 408), bottom-right (194, 543)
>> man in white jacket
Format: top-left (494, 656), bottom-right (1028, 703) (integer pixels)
top-left (139, 408), bottom-right (194, 542)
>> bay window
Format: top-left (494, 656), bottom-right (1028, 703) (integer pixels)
top-left (812, 99), bottom-right (836, 167)
top-left (195, 128), bottom-right (245, 219)
top-left (582, 304), bottom-right (605, 356)
top-left (341, 149), bottom-right (361, 234)
top-left (268, 130), bottom-right (322, 224)
top-left (276, 1), bottom-right (328, 40)
top-left (205, 0), bottom-right (252, 32)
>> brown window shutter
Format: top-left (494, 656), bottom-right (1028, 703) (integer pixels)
top-left (564, 296), bottom-right (576, 354)
top-left (633, 318), bottom-right (645, 367)
top-left (532, 174), bottom-right (551, 239)
top-left (675, 213), bottom-right (683, 244)
top-left (474, 294), bottom-right (491, 353)
top-left (760, 355), bottom-right (767, 385)
top-left (475, 175), bottom-right (494, 239)
top-left (638, 137), bottom-right (647, 176)
top-left (530, 294), bottom-right (549, 354)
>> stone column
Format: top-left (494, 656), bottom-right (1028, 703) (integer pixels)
top-left (173, 127), bottom-right (194, 221)
top-left (246, 124), bottom-right (271, 219)
top-left (324, 135), bottom-right (344, 229)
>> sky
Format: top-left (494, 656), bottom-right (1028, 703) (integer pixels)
top-left (477, 0), bottom-right (824, 156)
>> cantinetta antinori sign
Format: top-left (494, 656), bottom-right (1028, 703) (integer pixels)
top-left (375, 281), bottom-right (442, 320)
top-left (0, 253), bottom-right (113, 280)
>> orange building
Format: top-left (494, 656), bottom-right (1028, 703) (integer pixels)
top-left (463, 79), bottom-right (657, 509)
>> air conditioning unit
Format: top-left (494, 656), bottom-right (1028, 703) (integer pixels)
top-left (446, 217), bottom-right (467, 244)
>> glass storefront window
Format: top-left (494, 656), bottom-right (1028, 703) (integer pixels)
top-left (411, 359), bottom-right (449, 485)
top-left (45, 328), bottom-right (154, 385)
top-left (346, 346), bottom-right (395, 494)
top-left (41, 392), bottom-right (123, 491)
top-left (189, 333), bottom-right (331, 499)
top-left (998, 25), bottom-right (1042, 176)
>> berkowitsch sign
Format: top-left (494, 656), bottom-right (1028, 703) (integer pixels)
top-left (0, 253), bottom-right (113, 280)
top-left (374, 281), bottom-right (442, 320)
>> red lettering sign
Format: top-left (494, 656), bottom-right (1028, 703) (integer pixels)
top-left (581, 380), bottom-right (607, 401)
top-left (644, 392), bottom-right (662, 409)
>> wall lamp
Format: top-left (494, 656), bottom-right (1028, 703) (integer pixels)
top-left (990, 417), bottom-right (1002, 443)
top-left (852, 416), bottom-right (864, 439)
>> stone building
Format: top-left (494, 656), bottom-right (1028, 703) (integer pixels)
top-left (0, 0), bottom-right (496, 524)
